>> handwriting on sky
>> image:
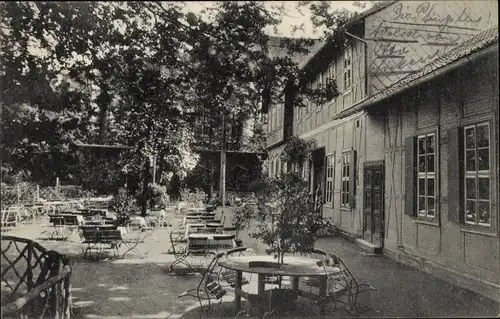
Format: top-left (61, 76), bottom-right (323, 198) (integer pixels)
top-left (367, 1), bottom-right (494, 79)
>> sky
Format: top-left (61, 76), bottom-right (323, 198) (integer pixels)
top-left (181, 1), bottom-right (368, 39)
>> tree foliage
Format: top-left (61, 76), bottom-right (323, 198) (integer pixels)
top-left (250, 172), bottom-right (333, 259)
top-left (1, 1), bottom-right (378, 193)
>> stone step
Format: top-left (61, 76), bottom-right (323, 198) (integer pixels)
top-left (356, 238), bottom-right (383, 254)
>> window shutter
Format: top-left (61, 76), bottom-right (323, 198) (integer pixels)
top-left (448, 128), bottom-right (464, 223)
top-left (404, 136), bottom-right (417, 216)
top-left (349, 150), bottom-right (357, 208)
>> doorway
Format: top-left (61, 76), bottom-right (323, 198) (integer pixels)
top-left (312, 147), bottom-right (325, 216)
top-left (363, 161), bottom-right (384, 247)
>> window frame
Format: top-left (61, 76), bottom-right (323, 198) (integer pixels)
top-left (328, 61), bottom-right (336, 81)
top-left (416, 132), bottom-right (438, 219)
top-left (324, 153), bottom-right (335, 207)
top-left (343, 46), bottom-right (352, 93)
top-left (463, 122), bottom-right (491, 227)
top-left (341, 151), bottom-right (350, 208)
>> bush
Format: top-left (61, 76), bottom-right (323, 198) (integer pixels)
top-left (147, 184), bottom-right (169, 209)
top-left (1, 182), bottom-right (37, 205)
top-left (179, 188), bottom-right (207, 206)
top-left (58, 185), bottom-right (96, 199)
top-left (110, 192), bottom-right (139, 226)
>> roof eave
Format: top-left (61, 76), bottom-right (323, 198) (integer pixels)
top-left (332, 43), bottom-right (498, 121)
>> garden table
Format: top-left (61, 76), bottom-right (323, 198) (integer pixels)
top-left (218, 255), bottom-right (341, 314)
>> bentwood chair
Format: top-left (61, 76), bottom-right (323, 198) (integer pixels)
top-left (178, 252), bottom-right (226, 311)
top-left (317, 253), bottom-right (377, 314)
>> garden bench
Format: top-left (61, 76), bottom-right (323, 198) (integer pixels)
top-left (1, 235), bottom-right (72, 318)
top-left (81, 229), bottom-right (125, 260)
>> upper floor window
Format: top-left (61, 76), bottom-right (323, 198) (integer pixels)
top-left (417, 133), bottom-right (436, 218)
top-left (343, 46), bottom-right (352, 91)
top-left (464, 123), bottom-right (491, 226)
top-left (328, 61), bottom-right (336, 81)
top-left (325, 154), bottom-right (335, 205)
top-left (307, 84), bottom-right (313, 114)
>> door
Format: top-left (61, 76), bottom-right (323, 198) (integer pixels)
top-left (363, 161), bottom-right (384, 247)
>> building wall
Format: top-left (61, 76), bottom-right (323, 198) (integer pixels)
top-left (294, 38), bottom-right (367, 137)
top-left (365, 0), bottom-right (498, 94)
top-left (377, 53), bottom-right (499, 299)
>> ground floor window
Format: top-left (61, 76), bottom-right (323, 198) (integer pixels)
top-left (464, 123), bottom-right (491, 226)
top-left (325, 155), bottom-right (335, 205)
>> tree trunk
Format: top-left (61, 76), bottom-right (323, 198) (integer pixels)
top-left (141, 160), bottom-right (150, 217)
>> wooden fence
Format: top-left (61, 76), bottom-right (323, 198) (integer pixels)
top-left (1, 236), bottom-right (72, 318)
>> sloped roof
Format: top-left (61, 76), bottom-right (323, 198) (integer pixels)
top-left (298, 1), bottom-right (396, 70)
top-left (267, 36), bottom-right (324, 65)
top-left (333, 25), bottom-right (498, 120)
top-left (366, 25), bottom-right (499, 104)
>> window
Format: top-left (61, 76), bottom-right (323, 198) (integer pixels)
top-left (417, 133), bottom-right (436, 218)
top-left (341, 152), bottom-right (351, 207)
top-left (277, 105), bottom-right (282, 129)
top-left (307, 84), bottom-right (312, 114)
top-left (271, 107), bottom-right (276, 131)
top-left (269, 159), bottom-right (274, 178)
top-left (302, 159), bottom-right (310, 183)
top-left (328, 61), bottom-right (336, 80)
top-left (464, 123), bottom-right (491, 226)
top-left (325, 155), bottom-right (335, 205)
top-left (343, 47), bottom-right (352, 91)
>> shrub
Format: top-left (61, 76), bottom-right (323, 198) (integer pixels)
top-left (110, 192), bottom-right (139, 226)
top-left (146, 183), bottom-right (169, 209)
top-left (1, 182), bottom-right (37, 205)
top-left (179, 188), bottom-right (207, 206)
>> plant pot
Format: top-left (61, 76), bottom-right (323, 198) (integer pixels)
top-left (234, 239), bottom-right (243, 247)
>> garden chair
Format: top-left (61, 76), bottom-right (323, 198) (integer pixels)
top-left (166, 230), bottom-right (186, 254)
top-left (169, 235), bottom-right (214, 273)
top-left (178, 252), bottom-right (227, 312)
top-left (315, 253), bottom-right (377, 314)
top-left (218, 247), bottom-right (253, 288)
top-left (301, 248), bottom-right (329, 289)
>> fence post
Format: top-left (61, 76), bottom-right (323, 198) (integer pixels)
top-left (17, 185), bottom-right (20, 204)
top-left (36, 185), bottom-right (40, 202)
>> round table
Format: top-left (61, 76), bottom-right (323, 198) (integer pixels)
top-left (218, 255), bottom-right (341, 314)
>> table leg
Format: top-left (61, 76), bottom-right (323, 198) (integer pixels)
top-left (257, 274), bottom-right (265, 295)
top-left (235, 270), bottom-right (242, 312)
top-left (292, 276), bottom-right (299, 293)
top-left (319, 275), bottom-right (327, 315)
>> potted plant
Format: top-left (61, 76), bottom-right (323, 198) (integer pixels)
top-left (250, 172), bottom-right (333, 264)
top-left (231, 201), bottom-right (255, 247)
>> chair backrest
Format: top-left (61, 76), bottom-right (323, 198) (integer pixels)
top-left (82, 229), bottom-right (123, 242)
top-left (188, 236), bottom-right (209, 250)
top-left (308, 248), bottom-right (328, 261)
top-left (198, 252), bottom-right (225, 290)
top-left (197, 227), bottom-right (217, 234)
top-left (225, 247), bottom-right (255, 257)
top-left (316, 253), bottom-right (355, 292)
top-left (52, 216), bottom-right (65, 226)
top-left (212, 234), bottom-right (235, 249)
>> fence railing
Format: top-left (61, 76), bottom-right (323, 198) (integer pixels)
top-left (1, 236), bottom-right (73, 318)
